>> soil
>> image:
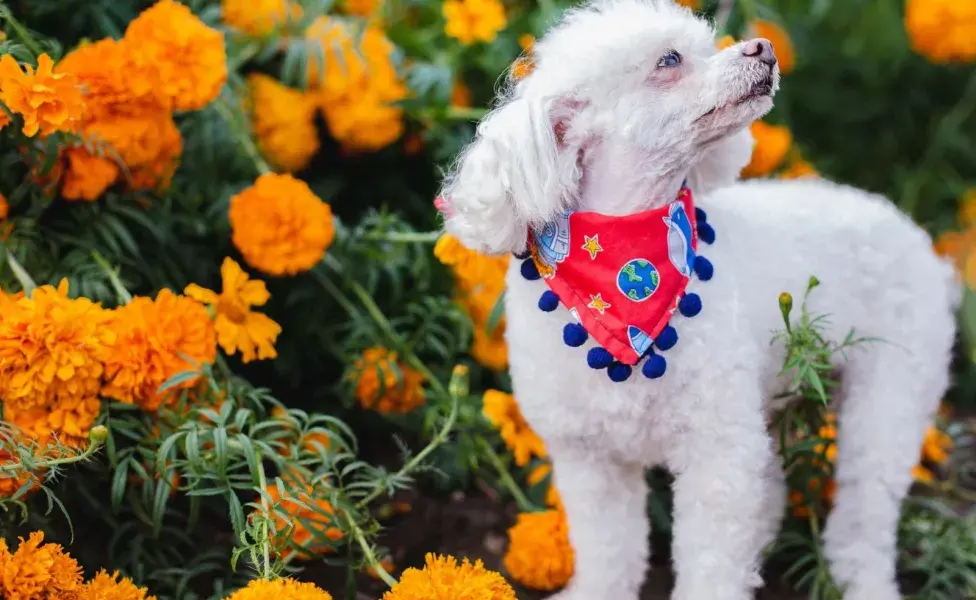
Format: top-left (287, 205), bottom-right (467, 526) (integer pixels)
top-left (305, 485), bottom-right (806, 600)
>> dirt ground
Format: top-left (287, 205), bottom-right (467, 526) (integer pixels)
top-left (306, 486), bottom-right (806, 600)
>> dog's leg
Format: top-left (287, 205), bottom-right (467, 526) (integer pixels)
top-left (822, 341), bottom-right (951, 600)
top-left (545, 442), bottom-right (648, 600)
top-left (664, 374), bottom-right (776, 600)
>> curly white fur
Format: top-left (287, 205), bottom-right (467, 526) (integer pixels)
top-left (438, 1), bottom-right (960, 599)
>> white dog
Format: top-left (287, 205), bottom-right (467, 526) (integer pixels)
top-left (436, 1), bottom-right (959, 599)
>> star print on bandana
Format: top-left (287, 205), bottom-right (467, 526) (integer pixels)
top-left (587, 293), bottom-right (612, 314)
top-left (581, 234), bottom-right (603, 260)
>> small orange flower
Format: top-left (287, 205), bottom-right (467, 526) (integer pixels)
top-left (261, 481), bottom-right (344, 560)
top-left (185, 258), bottom-right (282, 363)
top-left (124, 0), bottom-right (228, 111)
top-left (920, 424), bottom-right (952, 465)
top-left (748, 20), bottom-right (795, 74)
top-left (102, 289), bottom-right (218, 411)
top-left (503, 510), bottom-right (574, 591)
top-left (780, 152), bottom-right (819, 180)
top-left (383, 554), bottom-right (516, 600)
top-left (349, 347), bottom-right (426, 413)
top-left (0, 531), bottom-right (83, 600)
top-left (0, 53), bottom-right (84, 137)
top-left (247, 74), bottom-right (320, 173)
top-left (482, 390), bottom-right (546, 467)
top-left (222, 0), bottom-right (298, 37)
top-left (443, 0), bottom-right (508, 45)
top-left (229, 173), bottom-right (335, 276)
top-left (82, 570), bottom-right (157, 600)
top-left (61, 147), bottom-right (120, 201)
top-left (742, 121), bottom-right (792, 178)
top-left (905, 0), bottom-right (976, 64)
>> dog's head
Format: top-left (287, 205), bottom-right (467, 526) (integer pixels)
top-left (438, 0), bottom-right (779, 255)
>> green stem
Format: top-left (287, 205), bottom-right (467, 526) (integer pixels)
top-left (362, 231), bottom-right (442, 244)
top-left (344, 510), bottom-right (398, 588)
top-left (0, 6), bottom-right (44, 57)
top-left (478, 438), bottom-right (537, 512)
top-left (213, 96), bottom-right (273, 176)
top-left (255, 456), bottom-right (273, 579)
top-left (4, 250), bottom-right (35, 295)
top-left (0, 426), bottom-right (107, 473)
top-left (91, 251), bottom-right (133, 304)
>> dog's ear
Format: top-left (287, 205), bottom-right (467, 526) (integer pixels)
top-left (437, 96), bottom-right (585, 256)
top-left (687, 127), bottom-right (754, 194)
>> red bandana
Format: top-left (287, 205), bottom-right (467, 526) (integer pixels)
top-left (519, 184), bottom-right (715, 381)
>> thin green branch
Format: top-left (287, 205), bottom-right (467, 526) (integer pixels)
top-left (344, 510), bottom-right (398, 588)
top-left (92, 251), bottom-right (133, 305)
top-left (478, 438), bottom-right (537, 512)
top-left (362, 231), bottom-right (442, 244)
top-left (0, 5), bottom-right (44, 57)
top-left (0, 426), bottom-right (107, 472)
top-left (4, 249), bottom-right (36, 295)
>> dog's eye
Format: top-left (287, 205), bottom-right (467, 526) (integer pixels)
top-left (657, 50), bottom-right (682, 68)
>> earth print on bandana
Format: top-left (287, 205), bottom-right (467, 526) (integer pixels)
top-left (527, 185), bottom-right (700, 365)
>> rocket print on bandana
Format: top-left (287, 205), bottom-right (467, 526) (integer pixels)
top-left (527, 185), bottom-right (700, 366)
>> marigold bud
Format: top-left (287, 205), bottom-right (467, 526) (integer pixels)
top-left (89, 425), bottom-right (109, 444)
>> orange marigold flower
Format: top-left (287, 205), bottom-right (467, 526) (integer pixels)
top-left (306, 16), bottom-right (407, 151)
top-left (185, 258), bottom-right (282, 363)
top-left (0, 281), bottom-right (114, 446)
top-left (0, 192), bottom-right (8, 220)
top-left (247, 74), bottom-right (320, 173)
top-left (920, 424), bottom-right (952, 465)
top-left (61, 147), bottom-right (120, 201)
top-left (748, 20), bottom-right (795, 74)
top-left (82, 570), bottom-right (157, 600)
top-left (0, 53), bottom-right (84, 137)
top-left (124, 0), bottom-right (228, 111)
top-left (58, 38), bottom-right (161, 119)
top-left (674, 0), bottom-right (700, 9)
top-left (382, 553), bottom-right (516, 600)
top-left (504, 510), bottom-right (574, 591)
top-left (229, 173), bottom-right (335, 276)
top-left (222, 0), bottom-right (297, 37)
top-left (482, 390), bottom-right (546, 467)
top-left (741, 121), bottom-right (792, 178)
top-left (226, 578), bottom-right (333, 600)
top-left (780, 152), bottom-right (819, 180)
top-left (102, 289), bottom-right (217, 411)
top-left (905, 0), bottom-right (976, 64)
top-left (0, 531), bottom-right (83, 600)
top-left (349, 347), bottom-right (426, 413)
top-left (443, 0), bottom-right (508, 45)
top-left (912, 464), bottom-right (935, 484)
top-left (261, 482), bottom-right (344, 560)
top-left (344, 0), bottom-right (382, 19)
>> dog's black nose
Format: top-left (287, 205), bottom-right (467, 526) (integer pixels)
top-left (742, 38), bottom-right (777, 67)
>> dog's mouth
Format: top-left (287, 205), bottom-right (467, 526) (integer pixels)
top-left (696, 75), bottom-right (775, 121)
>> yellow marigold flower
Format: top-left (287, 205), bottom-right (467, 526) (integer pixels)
top-left (226, 578), bottom-right (333, 600)
top-left (382, 553), bottom-right (516, 600)
top-left (124, 0), bottom-right (228, 111)
top-left (443, 0), bottom-right (508, 45)
top-left (185, 258), bottom-right (282, 363)
top-left (482, 390), bottom-right (546, 467)
top-left (229, 173), bottom-right (335, 276)
top-left (61, 147), bottom-right (120, 201)
top-left (451, 80), bottom-right (472, 108)
top-left (504, 510), bottom-right (574, 591)
top-left (906, 0), bottom-right (976, 64)
top-left (716, 35), bottom-right (736, 50)
top-left (0, 281), bottom-right (114, 446)
top-left (0, 531), bottom-right (83, 600)
top-left (58, 38), bottom-right (161, 120)
top-left (349, 347), bottom-right (426, 413)
top-left (222, 0), bottom-right (297, 37)
top-left (741, 121), bottom-right (792, 178)
top-left (102, 289), bottom-right (217, 412)
top-left (748, 20), bottom-right (795, 74)
top-left (261, 482), bottom-right (344, 560)
top-left (306, 17), bottom-right (407, 151)
top-left (0, 53), bottom-right (84, 137)
top-left (247, 74), bottom-right (320, 173)
top-left (920, 424), bottom-right (952, 464)
top-left (82, 570), bottom-right (157, 600)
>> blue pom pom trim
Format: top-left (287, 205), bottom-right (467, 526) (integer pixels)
top-left (538, 290), bottom-right (559, 312)
top-left (678, 293), bottom-right (702, 318)
top-left (656, 325), bottom-right (678, 351)
top-left (587, 347), bottom-right (614, 370)
top-left (607, 362), bottom-right (632, 382)
top-left (698, 222), bottom-right (715, 245)
top-left (520, 258), bottom-right (541, 281)
top-left (563, 323), bottom-right (588, 347)
top-left (694, 256), bottom-right (713, 281)
top-left (695, 207), bottom-right (707, 223)
top-left (642, 352), bottom-right (667, 379)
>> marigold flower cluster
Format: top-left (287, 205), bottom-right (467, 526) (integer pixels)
top-left (54, 0), bottom-right (226, 201)
top-left (382, 553), bottom-right (517, 600)
top-left (349, 347), bottom-right (427, 413)
top-left (482, 390), bottom-right (546, 467)
top-left (435, 233), bottom-right (510, 370)
top-left (305, 16), bottom-right (408, 151)
top-left (503, 509), bottom-right (575, 591)
top-left (226, 577), bottom-right (333, 600)
top-left (905, 0), bottom-right (976, 64)
top-left (246, 74), bottom-right (321, 173)
top-left (228, 173), bottom-right (335, 276)
top-left (443, 0), bottom-right (508, 45)
top-left (0, 531), bottom-right (155, 600)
